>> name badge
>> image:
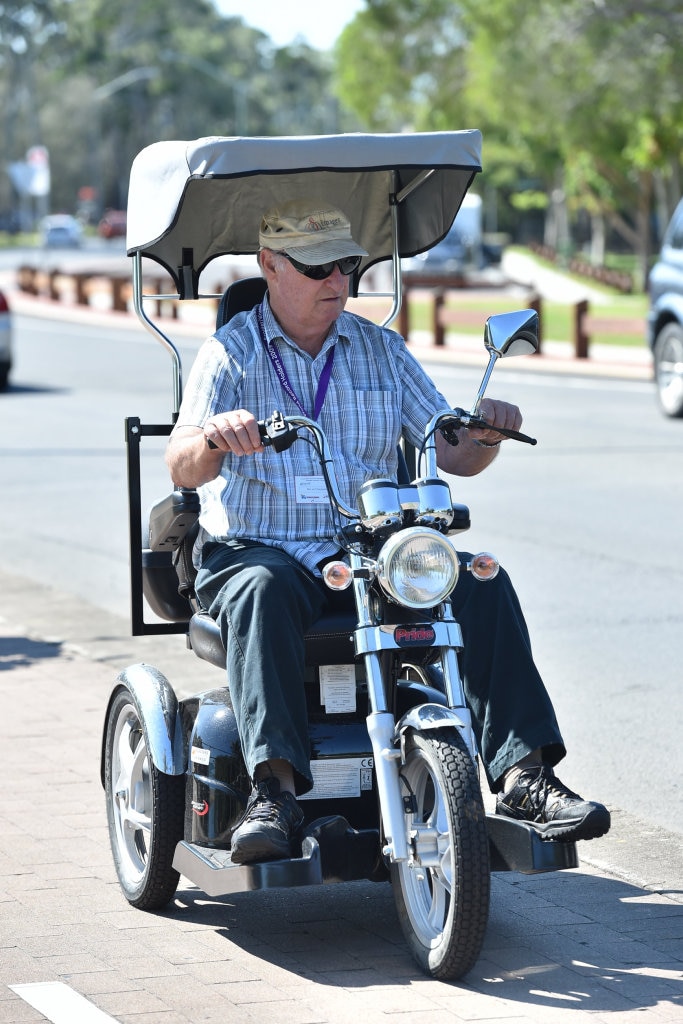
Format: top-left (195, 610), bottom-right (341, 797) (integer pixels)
top-left (295, 475), bottom-right (328, 504)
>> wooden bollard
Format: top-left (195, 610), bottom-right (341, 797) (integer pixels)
top-left (573, 299), bottom-right (589, 359)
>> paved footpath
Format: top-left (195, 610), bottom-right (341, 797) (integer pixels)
top-left (0, 570), bottom-right (681, 1024)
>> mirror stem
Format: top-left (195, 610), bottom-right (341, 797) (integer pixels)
top-left (469, 350), bottom-right (499, 416)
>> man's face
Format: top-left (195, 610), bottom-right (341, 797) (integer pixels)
top-left (261, 250), bottom-right (349, 344)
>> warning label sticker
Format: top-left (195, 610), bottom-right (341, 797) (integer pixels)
top-left (298, 757), bottom-right (374, 801)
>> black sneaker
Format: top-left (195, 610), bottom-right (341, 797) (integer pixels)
top-left (496, 763), bottom-right (611, 842)
top-left (230, 777), bottom-right (304, 865)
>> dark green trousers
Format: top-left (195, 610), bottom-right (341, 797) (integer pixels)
top-left (196, 539), bottom-right (565, 795)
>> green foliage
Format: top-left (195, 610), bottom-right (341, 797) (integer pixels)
top-left (335, 0), bottom-right (469, 131)
top-left (510, 192), bottom-right (548, 212)
top-left (3, 0), bottom-right (683, 272)
top-left (0, 0), bottom-right (355, 215)
top-left (334, 0), bottom-right (683, 274)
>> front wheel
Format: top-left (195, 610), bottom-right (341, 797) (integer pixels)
top-left (104, 687), bottom-right (185, 909)
top-left (654, 323), bottom-right (683, 417)
top-left (391, 727), bottom-right (490, 980)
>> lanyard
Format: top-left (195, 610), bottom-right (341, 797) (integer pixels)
top-left (256, 302), bottom-right (335, 420)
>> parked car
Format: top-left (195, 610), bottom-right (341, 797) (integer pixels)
top-left (647, 198), bottom-right (683, 417)
top-left (41, 214), bottom-right (83, 249)
top-left (0, 288), bottom-right (12, 390)
top-left (98, 209), bottom-right (127, 239)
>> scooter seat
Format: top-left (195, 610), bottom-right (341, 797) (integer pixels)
top-left (188, 610), bottom-right (356, 670)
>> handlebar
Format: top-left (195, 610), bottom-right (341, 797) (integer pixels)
top-left (205, 408), bottom-right (536, 522)
top-left (440, 408), bottom-right (537, 447)
top-left (259, 412), bottom-right (359, 520)
top-left (205, 410), bottom-right (302, 453)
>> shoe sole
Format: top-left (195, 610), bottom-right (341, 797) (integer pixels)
top-left (230, 839), bottom-right (293, 865)
top-left (497, 806), bottom-right (611, 843)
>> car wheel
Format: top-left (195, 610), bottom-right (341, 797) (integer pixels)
top-left (654, 323), bottom-right (683, 418)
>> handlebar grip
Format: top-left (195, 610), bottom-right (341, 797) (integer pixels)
top-left (205, 422), bottom-right (273, 450)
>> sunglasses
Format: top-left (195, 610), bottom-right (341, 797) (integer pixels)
top-left (282, 252), bottom-right (362, 280)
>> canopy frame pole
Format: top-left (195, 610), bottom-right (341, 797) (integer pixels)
top-left (132, 251), bottom-right (183, 417)
top-left (364, 168), bottom-right (439, 329)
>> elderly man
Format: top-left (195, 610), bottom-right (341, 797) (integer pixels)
top-left (166, 199), bottom-right (610, 865)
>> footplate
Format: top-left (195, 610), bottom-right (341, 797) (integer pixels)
top-left (172, 816), bottom-right (383, 897)
top-left (486, 813), bottom-right (579, 873)
top-left (173, 836), bottom-right (324, 896)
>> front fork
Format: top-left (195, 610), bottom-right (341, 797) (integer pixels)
top-left (352, 572), bottom-right (477, 864)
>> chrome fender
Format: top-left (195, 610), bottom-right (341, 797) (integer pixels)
top-left (395, 702), bottom-right (477, 761)
top-left (101, 663), bottom-right (186, 784)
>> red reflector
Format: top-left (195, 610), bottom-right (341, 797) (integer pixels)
top-left (0, 292), bottom-right (9, 313)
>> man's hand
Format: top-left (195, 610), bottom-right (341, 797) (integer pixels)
top-left (469, 397), bottom-right (523, 447)
top-left (166, 410), bottom-right (265, 489)
top-left (436, 397), bottom-right (524, 477)
top-left (203, 410), bottom-right (265, 456)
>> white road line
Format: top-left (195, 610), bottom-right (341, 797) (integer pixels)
top-left (9, 982), bottom-right (120, 1023)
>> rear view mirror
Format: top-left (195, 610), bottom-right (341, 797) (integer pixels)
top-left (485, 309), bottom-right (539, 358)
top-left (470, 309), bottom-right (540, 415)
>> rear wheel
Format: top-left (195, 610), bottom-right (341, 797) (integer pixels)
top-left (654, 323), bottom-right (683, 417)
top-left (391, 728), bottom-right (490, 980)
top-left (104, 687), bottom-right (185, 909)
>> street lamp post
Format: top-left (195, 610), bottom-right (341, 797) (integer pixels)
top-left (90, 68), bottom-right (161, 217)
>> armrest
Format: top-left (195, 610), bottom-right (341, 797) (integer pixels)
top-left (148, 488), bottom-right (200, 551)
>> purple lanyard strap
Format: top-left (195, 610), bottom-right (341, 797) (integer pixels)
top-left (257, 302), bottom-right (335, 420)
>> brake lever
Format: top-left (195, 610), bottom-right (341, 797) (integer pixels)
top-left (447, 408), bottom-right (537, 446)
top-left (477, 421), bottom-right (537, 445)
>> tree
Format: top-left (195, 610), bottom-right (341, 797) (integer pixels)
top-left (1, 0), bottom-right (353, 219)
top-left (336, 0), bottom-right (683, 285)
top-left (335, 0), bottom-right (469, 132)
top-left (0, 0), bottom-right (63, 214)
top-left (460, 0), bottom-right (683, 283)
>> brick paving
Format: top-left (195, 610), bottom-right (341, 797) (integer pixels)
top-left (0, 606), bottom-right (681, 1024)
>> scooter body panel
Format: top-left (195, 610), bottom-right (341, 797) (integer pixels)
top-left (101, 663), bottom-right (186, 780)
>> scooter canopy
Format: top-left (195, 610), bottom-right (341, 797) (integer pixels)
top-left (125, 131), bottom-right (483, 296)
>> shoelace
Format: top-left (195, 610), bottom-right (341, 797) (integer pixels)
top-left (520, 766), bottom-right (581, 818)
top-left (245, 784), bottom-right (298, 826)
top-left (245, 799), bottom-right (284, 823)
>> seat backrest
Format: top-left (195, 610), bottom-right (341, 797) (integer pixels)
top-left (216, 276), bottom-right (267, 330)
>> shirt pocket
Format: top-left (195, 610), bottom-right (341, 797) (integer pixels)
top-left (345, 387), bottom-right (401, 467)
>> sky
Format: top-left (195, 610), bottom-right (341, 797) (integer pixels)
top-left (212, 1), bottom-right (365, 50)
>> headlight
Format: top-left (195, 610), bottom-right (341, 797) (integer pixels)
top-left (376, 527), bottom-right (459, 609)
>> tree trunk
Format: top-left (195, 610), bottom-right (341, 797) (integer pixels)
top-left (590, 212), bottom-right (605, 265)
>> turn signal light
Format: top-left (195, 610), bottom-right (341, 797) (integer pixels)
top-left (469, 552), bottom-right (500, 581)
top-left (322, 560), bottom-right (354, 590)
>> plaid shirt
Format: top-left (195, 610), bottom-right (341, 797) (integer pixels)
top-left (176, 295), bottom-right (451, 574)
